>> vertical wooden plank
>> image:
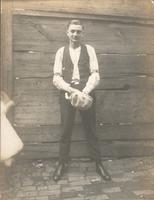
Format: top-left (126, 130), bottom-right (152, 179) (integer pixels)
top-left (1, 0), bottom-right (13, 96)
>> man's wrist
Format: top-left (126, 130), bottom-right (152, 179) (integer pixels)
top-left (67, 86), bottom-right (80, 94)
top-left (82, 88), bottom-right (89, 94)
top-left (67, 86), bottom-right (74, 93)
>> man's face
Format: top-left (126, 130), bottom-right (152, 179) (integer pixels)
top-left (67, 24), bottom-right (83, 44)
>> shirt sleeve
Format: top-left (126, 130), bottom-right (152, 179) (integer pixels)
top-left (82, 45), bottom-right (100, 94)
top-left (53, 47), bottom-right (71, 92)
top-left (86, 44), bottom-right (99, 73)
top-left (53, 47), bottom-right (64, 76)
top-left (82, 72), bottom-right (100, 94)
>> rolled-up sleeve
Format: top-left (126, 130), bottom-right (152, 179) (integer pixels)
top-left (82, 45), bottom-right (100, 94)
top-left (53, 47), bottom-right (64, 76)
top-left (53, 47), bottom-right (71, 92)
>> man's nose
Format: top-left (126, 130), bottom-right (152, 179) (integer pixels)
top-left (73, 31), bottom-right (78, 36)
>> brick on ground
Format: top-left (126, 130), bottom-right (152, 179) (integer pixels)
top-left (102, 186), bottom-right (121, 193)
top-left (133, 190), bottom-right (154, 196)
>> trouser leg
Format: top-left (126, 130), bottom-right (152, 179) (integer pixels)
top-left (80, 94), bottom-right (101, 162)
top-left (59, 92), bottom-right (76, 163)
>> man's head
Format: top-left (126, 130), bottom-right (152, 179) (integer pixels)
top-left (66, 19), bottom-right (84, 47)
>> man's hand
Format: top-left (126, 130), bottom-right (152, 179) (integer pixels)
top-left (65, 89), bottom-right (93, 110)
top-left (67, 87), bottom-right (80, 94)
top-left (65, 87), bottom-right (80, 100)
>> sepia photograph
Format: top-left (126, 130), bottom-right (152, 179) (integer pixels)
top-left (1, 0), bottom-right (154, 199)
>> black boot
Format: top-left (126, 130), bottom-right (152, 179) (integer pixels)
top-left (53, 162), bottom-right (67, 182)
top-left (96, 162), bottom-right (111, 181)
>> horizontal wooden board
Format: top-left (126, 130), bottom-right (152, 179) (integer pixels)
top-left (18, 140), bottom-right (154, 159)
top-left (98, 54), bottom-right (154, 77)
top-left (13, 16), bottom-right (154, 54)
top-left (13, 11), bottom-right (154, 27)
top-left (14, 78), bottom-right (55, 92)
top-left (98, 77), bottom-right (154, 90)
top-left (96, 90), bottom-right (154, 124)
top-left (13, 0), bottom-right (154, 18)
top-left (13, 89), bottom-right (154, 125)
top-left (13, 90), bottom-right (61, 125)
top-left (15, 123), bottom-right (154, 143)
top-left (13, 53), bottom-right (154, 78)
top-left (13, 52), bottom-right (54, 78)
top-left (14, 77), bottom-right (154, 93)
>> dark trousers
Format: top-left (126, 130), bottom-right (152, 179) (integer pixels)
top-left (59, 91), bottom-right (101, 163)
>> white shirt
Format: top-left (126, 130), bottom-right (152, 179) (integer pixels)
top-left (53, 44), bottom-right (100, 94)
top-left (69, 46), bottom-right (80, 81)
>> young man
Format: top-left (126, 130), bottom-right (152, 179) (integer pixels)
top-left (52, 19), bottom-right (111, 182)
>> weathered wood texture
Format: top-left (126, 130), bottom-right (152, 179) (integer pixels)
top-left (13, 0), bottom-right (154, 18)
top-left (11, 1), bottom-right (154, 159)
top-left (4, 0), bottom-right (154, 158)
top-left (13, 89), bottom-right (154, 125)
top-left (13, 16), bottom-right (154, 54)
top-left (16, 123), bottom-right (154, 142)
top-left (1, 0), bottom-right (13, 96)
top-left (19, 141), bottom-right (154, 160)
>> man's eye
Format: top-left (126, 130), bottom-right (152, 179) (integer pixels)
top-left (70, 30), bottom-right (82, 34)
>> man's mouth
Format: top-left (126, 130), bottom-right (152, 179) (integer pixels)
top-left (72, 37), bottom-right (78, 41)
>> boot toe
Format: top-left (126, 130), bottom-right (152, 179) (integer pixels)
top-left (52, 163), bottom-right (67, 182)
top-left (96, 164), bottom-right (111, 181)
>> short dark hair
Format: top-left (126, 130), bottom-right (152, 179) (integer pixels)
top-left (67, 19), bottom-right (84, 29)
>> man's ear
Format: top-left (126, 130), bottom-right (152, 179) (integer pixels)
top-left (66, 30), bottom-right (70, 37)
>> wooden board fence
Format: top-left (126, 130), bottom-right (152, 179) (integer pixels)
top-left (6, 0), bottom-right (154, 159)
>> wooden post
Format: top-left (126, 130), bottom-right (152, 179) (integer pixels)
top-left (1, 0), bottom-right (13, 97)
